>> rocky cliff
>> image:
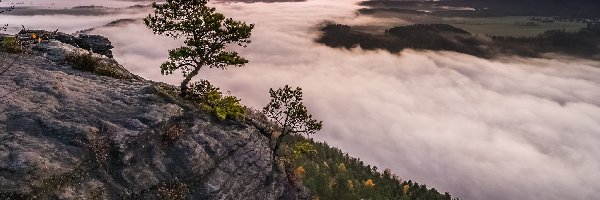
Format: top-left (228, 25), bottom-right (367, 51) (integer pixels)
top-left (0, 33), bottom-right (305, 199)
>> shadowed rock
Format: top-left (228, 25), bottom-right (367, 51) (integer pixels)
top-left (17, 29), bottom-right (115, 58)
top-left (0, 37), bottom-right (308, 199)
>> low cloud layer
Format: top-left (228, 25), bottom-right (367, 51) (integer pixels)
top-left (3, 0), bottom-right (600, 199)
top-left (0, 0), bottom-right (153, 8)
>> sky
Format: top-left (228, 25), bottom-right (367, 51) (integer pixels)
top-left (2, 0), bottom-right (600, 200)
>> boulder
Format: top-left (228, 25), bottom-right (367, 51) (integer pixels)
top-left (17, 29), bottom-right (114, 58)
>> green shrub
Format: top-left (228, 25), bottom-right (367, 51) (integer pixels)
top-left (293, 141), bottom-right (317, 159)
top-left (188, 80), bottom-right (246, 121)
top-left (64, 51), bottom-right (124, 79)
top-left (0, 36), bottom-right (24, 53)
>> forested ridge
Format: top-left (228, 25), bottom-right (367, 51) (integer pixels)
top-left (287, 136), bottom-right (458, 200)
top-left (318, 23), bottom-right (600, 59)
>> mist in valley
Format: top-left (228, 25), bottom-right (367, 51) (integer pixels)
top-left (2, 0), bottom-right (600, 199)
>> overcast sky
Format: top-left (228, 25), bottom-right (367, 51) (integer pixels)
top-left (2, 1), bottom-right (600, 200)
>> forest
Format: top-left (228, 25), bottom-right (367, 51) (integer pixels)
top-left (287, 135), bottom-right (457, 200)
top-left (359, 0), bottom-right (600, 18)
top-left (317, 23), bottom-right (600, 59)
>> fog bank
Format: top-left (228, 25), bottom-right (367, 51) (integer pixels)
top-left (3, 0), bottom-right (600, 199)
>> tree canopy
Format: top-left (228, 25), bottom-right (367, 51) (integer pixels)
top-left (144, 0), bottom-right (254, 96)
top-left (288, 135), bottom-right (458, 200)
top-left (263, 85), bottom-right (323, 154)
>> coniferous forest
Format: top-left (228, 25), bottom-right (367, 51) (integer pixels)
top-left (287, 136), bottom-right (457, 200)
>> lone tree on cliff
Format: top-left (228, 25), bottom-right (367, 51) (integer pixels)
top-left (144, 0), bottom-right (254, 96)
top-left (263, 85), bottom-right (323, 156)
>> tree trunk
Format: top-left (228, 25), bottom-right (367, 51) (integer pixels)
top-left (270, 132), bottom-right (287, 177)
top-left (272, 132), bottom-right (287, 156)
top-left (180, 66), bottom-right (202, 97)
top-left (180, 81), bottom-right (189, 97)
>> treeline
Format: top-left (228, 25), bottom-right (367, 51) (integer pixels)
top-left (383, 24), bottom-right (486, 57)
top-left (317, 23), bottom-right (600, 59)
top-left (317, 23), bottom-right (491, 57)
top-left (491, 23), bottom-right (600, 57)
top-left (358, 0), bottom-right (600, 19)
top-left (286, 135), bottom-right (457, 200)
top-left (439, 0), bottom-right (600, 18)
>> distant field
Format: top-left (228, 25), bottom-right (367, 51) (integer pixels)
top-left (354, 10), bottom-right (588, 37)
top-left (444, 16), bottom-right (586, 37)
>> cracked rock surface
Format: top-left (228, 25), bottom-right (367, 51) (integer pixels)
top-left (0, 40), bottom-right (303, 199)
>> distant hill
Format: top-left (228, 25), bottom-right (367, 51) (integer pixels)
top-left (360, 0), bottom-right (600, 18)
top-left (317, 23), bottom-right (600, 59)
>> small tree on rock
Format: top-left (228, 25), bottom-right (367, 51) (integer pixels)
top-left (263, 85), bottom-right (323, 156)
top-left (144, 0), bottom-right (254, 96)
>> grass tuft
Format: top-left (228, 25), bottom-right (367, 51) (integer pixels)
top-left (64, 51), bottom-right (124, 79)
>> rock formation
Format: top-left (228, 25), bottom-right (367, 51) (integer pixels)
top-left (0, 35), bottom-right (306, 199)
top-left (17, 29), bottom-right (114, 58)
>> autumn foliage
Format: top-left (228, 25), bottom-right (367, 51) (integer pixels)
top-left (287, 135), bottom-right (457, 200)
top-left (364, 179), bottom-right (375, 187)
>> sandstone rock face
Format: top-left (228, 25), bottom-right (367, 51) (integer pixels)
top-left (70, 34), bottom-right (114, 58)
top-left (0, 40), bottom-right (303, 199)
top-left (17, 29), bottom-right (114, 58)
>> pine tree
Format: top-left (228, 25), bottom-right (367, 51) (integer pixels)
top-left (144, 0), bottom-right (254, 96)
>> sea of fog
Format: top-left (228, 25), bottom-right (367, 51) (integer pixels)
top-left (0, 0), bottom-right (150, 8)
top-left (2, 0), bottom-right (600, 200)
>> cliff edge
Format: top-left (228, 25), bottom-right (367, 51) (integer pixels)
top-left (0, 32), bottom-right (306, 199)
